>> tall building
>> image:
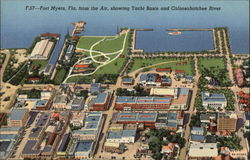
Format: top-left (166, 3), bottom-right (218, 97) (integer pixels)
top-left (8, 108), bottom-right (29, 127)
top-left (217, 113), bottom-right (237, 132)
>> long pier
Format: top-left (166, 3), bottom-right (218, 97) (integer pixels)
top-left (166, 28), bottom-right (213, 31)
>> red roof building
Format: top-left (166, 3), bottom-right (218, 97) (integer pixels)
top-left (41, 32), bottom-right (60, 38)
top-left (156, 68), bottom-right (172, 72)
top-left (74, 64), bottom-right (89, 68)
top-left (175, 70), bottom-right (185, 74)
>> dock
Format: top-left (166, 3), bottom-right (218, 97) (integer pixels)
top-left (71, 21), bottom-right (86, 36)
top-left (166, 28), bottom-right (213, 31)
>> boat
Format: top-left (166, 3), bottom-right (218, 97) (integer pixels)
top-left (168, 31), bottom-right (182, 35)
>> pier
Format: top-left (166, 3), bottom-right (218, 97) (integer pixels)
top-left (71, 21), bottom-right (86, 36)
top-left (166, 28), bottom-right (213, 31)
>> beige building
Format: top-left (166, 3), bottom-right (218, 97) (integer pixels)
top-left (30, 39), bottom-right (54, 60)
top-left (8, 108), bottom-right (29, 127)
top-left (217, 113), bottom-right (237, 132)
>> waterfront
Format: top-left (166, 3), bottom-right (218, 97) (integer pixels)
top-left (0, 0), bottom-right (249, 53)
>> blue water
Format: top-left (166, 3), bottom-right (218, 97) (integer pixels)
top-left (136, 30), bottom-right (213, 52)
top-left (0, 0), bottom-right (249, 54)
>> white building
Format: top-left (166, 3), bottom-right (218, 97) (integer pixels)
top-left (191, 127), bottom-right (204, 135)
top-left (201, 92), bottom-right (227, 109)
top-left (30, 39), bottom-right (54, 60)
top-left (70, 112), bottom-right (85, 127)
top-left (188, 143), bottom-right (218, 158)
top-left (150, 88), bottom-right (178, 99)
top-left (106, 129), bottom-right (136, 144)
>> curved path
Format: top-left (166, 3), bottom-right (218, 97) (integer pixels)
top-left (63, 31), bottom-right (129, 83)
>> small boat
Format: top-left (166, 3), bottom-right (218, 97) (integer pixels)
top-left (168, 31), bottom-right (182, 35)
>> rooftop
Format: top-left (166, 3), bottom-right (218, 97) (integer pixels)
top-left (54, 95), bottom-right (67, 104)
top-left (116, 96), bottom-right (172, 104)
top-left (202, 92), bottom-right (226, 103)
top-left (95, 93), bottom-right (109, 104)
top-left (75, 140), bottom-right (94, 152)
top-left (9, 108), bottom-right (28, 121)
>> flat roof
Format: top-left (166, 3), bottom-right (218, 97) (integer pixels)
top-left (150, 88), bottom-right (178, 96)
top-left (108, 131), bottom-right (122, 139)
top-left (191, 134), bottom-right (205, 141)
top-left (122, 77), bottom-right (133, 83)
top-left (72, 97), bottom-right (84, 106)
top-left (22, 140), bottom-right (40, 155)
top-left (202, 92), bottom-right (226, 103)
top-left (0, 134), bottom-right (17, 140)
top-left (54, 95), bottom-right (67, 104)
top-left (95, 93), bottom-right (108, 104)
top-left (58, 133), bottom-right (70, 152)
top-left (0, 127), bottom-right (21, 132)
top-left (29, 127), bottom-right (43, 138)
top-left (122, 129), bottom-right (136, 137)
top-left (9, 108), bottom-right (28, 121)
top-left (117, 96), bottom-right (172, 104)
top-left (75, 140), bottom-right (94, 152)
top-left (117, 112), bottom-right (157, 122)
top-left (35, 100), bottom-right (48, 106)
top-left (36, 113), bottom-right (50, 127)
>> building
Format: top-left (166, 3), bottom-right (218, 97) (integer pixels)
top-left (244, 112), bottom-right (250, 130)
top-left (170, 88), bottom-right (191, 110)
top-left (188, 143), bottom-right (218, 159)
top-left (40, 91), bottom-right (52, 100)
top-left (161, 143), bottom-right (177, 157)
top-left (8, 108), bottom-right (29, 127)
top-left (115, 96), bottom-right (172, 111)
top-left (68, 97), bottom-right (84, 110)
top-left (65, 44), bottom-right (74, 61)
top-left (0, 134), bottom-right (19, 159)
top-left (235, 68), bottom-right (244, 87)
top-left (90, 83), bottom-right (105, 95)
top-left (150, 88), bottom-right (178, 98)
top-left (89, 92), bottom-right (111, 111)
top-left (190, 134), bottom-right (205, 142)
top-left (191, 127), bottom-right (204, 135)
top-left (74, 140), bottom-right (95, 159)
top-left (175, 70), bottom-right (185, 78)
top-left (30, 39), bottom-right (54, 60)
top-left (200, 113), bottom-right (216, 124)
top-left (57, 133), bottom-right (71, 157)
top-left (106, 129), bottom-right (136, 144)
top-left (122, 77), bottom-right (134, 85)
top-left (70, 112), bottom-right (85, 127)
top-left (217, 113), bottom-right (237, 132)
top-left (33, 99), bottom-right (52, 110)
top-left (139, 73), bottom-right (161, 86)
top-left (185, 75), bottom-right (193, 83)
top-left (202, 92), bottom-right (227, 109)
top-left (114, 112), bottom-right (157, 128)
top-left (155, 112), bottom-right (183, 131)
top-left (156, 68), bottom-right (172, 73)
top-left (53, 95), bottom-right (68, 110)
top-left (73, 64), bottom-right (90, 73)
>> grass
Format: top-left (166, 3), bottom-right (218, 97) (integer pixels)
top-left (76, 37), bottom-right (105, 50)
top-left (30, 60), bottom-right (48, 70)
top-left (198, 57), bottom-right (230, 83)
top-left (54, 68), bottom-right (67, 84)
top-left (198, 57), bottom-right (225, 71)
top-left (129, 57), bottom-right (195, 76)
top-left (66, 32), bottom-right (131, 83)
top-left (93, 34), bottom-right (126, 53)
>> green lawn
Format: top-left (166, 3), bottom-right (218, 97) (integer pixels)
top-left (76, 37), bottom-right (105, 50)
top-left (198, 57), bottom-right (225, 70)
top-left (66, 32), bottom-right (131, 83)
top-left (30, 60), bottom-right (48, 70)
top-left (198, 57), bottom-right (231, 85)
top-left (129, 57), bottom-right (195, 76)
top-left (54, 68), bottom-right (67, 84)
top-left (93, 34), bottom-right (126, 53)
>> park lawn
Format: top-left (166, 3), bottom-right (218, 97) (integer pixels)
top-left (54, 68), bottom-right (67, 84)
top-left (198, 57), bottom-right (230, 83)
top-left (129, 58), bottom-right (194, 76)
top-left (198, 57), bottom-right (225, 70)
top-left (30, 60), bottom-right (48, 70)
top-left (76, 36), bottom-right (105, 50)
top-left (93, 34), bottom-right (126, 53)
top-left (95, 57), bottom-right (126, 74)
